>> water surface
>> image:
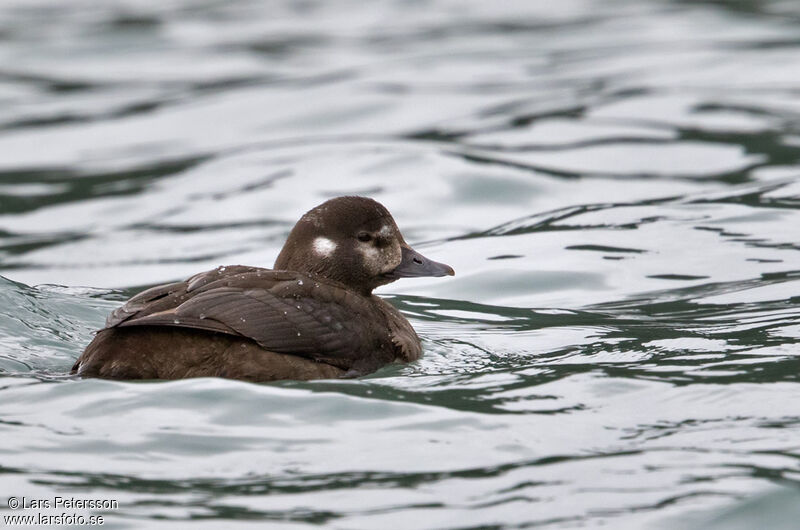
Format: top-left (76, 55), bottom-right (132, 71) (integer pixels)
top-left (1, 0), bottom-right (800, 528)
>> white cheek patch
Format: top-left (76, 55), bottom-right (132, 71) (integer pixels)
top-left (358, 246), bottom-right (383, 274)
top-left (313, 237), bottom-right (337, 257)
top-left (378, 225), bottom-right (392, 238)
top-left (360, 246), bottom-right (380, 260)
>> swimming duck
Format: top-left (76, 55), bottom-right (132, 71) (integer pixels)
top-left (72, 196), bottom-right (454, 381)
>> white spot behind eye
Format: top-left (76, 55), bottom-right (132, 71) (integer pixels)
top-left (313, 237), bottom-right (337, 257)
top-left (378, 225), bottom-right (392, 238)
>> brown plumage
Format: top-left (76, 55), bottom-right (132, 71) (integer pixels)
top-left (72, 197), bottom-right (454, 382)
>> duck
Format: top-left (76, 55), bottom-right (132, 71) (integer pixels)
top-left (71, 196), bottom-right (454, 382)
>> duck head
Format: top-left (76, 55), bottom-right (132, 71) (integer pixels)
top-left (275, 196), bottom-right (454, 295)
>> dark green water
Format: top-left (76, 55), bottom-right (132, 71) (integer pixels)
top-left (1, 0), bottom-right (800, 528)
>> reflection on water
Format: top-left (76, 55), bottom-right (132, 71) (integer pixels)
top-left (1, 0), bottom-right (800, 527)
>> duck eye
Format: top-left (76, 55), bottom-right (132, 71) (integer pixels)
top-left (357, 232), bottom-right (372, 242)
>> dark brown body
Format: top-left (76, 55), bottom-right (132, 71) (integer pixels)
top-left (73, 266), bottom-right (422, 382)
top-left (77, 327), bottom-right (345, 381)
top-left (72, 196), bottom-right (453, 382)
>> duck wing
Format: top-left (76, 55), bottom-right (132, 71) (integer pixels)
top-left (106, 265), bottom-right (261, 329)
top-left (106, 266), bottom-right (392, 371)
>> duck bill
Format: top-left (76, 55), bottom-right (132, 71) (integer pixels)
top-left (387, 246), bottom-right (455, 279)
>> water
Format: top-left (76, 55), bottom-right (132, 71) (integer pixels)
top-left (1, 0), bottom-right (800, 527)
